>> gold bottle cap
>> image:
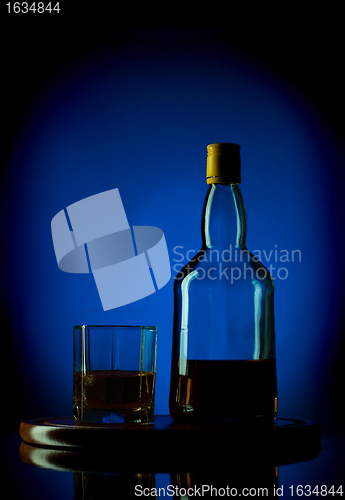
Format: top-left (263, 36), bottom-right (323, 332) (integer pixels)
top-left (206, 143), bottom-right (241, 184)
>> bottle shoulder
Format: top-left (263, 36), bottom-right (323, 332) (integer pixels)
top-left (174, 245), bottom-right (274, 290)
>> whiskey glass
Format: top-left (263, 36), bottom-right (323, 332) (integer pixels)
top-left (73, 325), bottom-right (157, 424)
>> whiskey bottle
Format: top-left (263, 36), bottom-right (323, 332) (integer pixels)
top-left (169, 143), bottom-right (277, 422)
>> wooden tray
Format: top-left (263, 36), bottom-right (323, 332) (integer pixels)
top-left (19, 416), bottom-right (322, 471)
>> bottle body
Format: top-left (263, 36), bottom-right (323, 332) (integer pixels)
top-left (169, 181), bottom-right (277, 422)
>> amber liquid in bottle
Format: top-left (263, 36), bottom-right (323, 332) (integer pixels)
top-left (170, 359), bottom-right (277, 422)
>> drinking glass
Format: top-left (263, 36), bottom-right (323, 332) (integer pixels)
top-left (73, 325), bottom-right (157, 424)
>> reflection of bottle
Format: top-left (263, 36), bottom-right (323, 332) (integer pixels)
top-left (169, 143), bottom-right (277, 422)
top-left (170, 466), bottom-right (279, 499)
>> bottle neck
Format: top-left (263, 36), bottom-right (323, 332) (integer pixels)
top-left (201, 183), bottom-right (247, 249)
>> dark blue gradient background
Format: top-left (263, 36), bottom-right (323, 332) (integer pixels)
top-left (2, 26), bottom-right (345, 432)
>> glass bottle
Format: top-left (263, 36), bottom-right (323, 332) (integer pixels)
top-left (169, 143), bottom-right (277, 422)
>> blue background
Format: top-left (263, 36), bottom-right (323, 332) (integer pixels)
top-left (2, 23), bottom-right (345, 432)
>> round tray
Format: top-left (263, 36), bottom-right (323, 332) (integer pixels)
top-left (19, 416), bottom-right (322, 471)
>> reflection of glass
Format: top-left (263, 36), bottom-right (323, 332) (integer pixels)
top-left (73, 325), bottom-right (157, 424)
top-left (74, 472), bottom-right (157, 500)
top-left (20, 441), bottom-right (157, 500)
